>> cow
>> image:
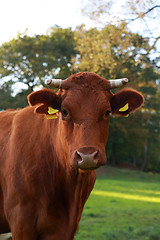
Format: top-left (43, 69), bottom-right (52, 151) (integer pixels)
top-left (0, 72), bottom-right (143, 240)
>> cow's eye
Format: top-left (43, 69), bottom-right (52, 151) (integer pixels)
top-left (104, 110), bottom-right (110, 119)
top-left (61, 109), bottom-right (70, 120)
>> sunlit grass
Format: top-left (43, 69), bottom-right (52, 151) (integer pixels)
top-left (92, 190), bottom-right (160, 203)
top-left (75, 166), bottom-right (160, 240)
top-left (100, 185), bottom-right (160, 195)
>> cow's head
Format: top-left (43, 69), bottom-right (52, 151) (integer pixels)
top-left (28, 72), bottom-right (143, 171)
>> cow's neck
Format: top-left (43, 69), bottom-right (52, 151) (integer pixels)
top-left (39, 118), bottom-right (97, 236)
top-left (54, 166), bottom-right (96, 238)
top-left (40, 146), bottom-right (96, 238)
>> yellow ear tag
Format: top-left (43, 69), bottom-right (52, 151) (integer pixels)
top-left (46, 107), bottom-right (59, 119)
top-left (46, 115), bottom-right (58, 119)
top-left (119, 103), bottom-right (129, 112)
top-left (119, 103), bottom-right (129, 117)
top-left (48, 107), bottom-right (59, 115)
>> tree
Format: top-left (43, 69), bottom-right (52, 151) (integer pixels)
top-left (0, 26), bottom-right (77, 93)
top-left (0, 81), bottom-right (14, 110)
top-left (125, 0), bottom-right (160, 52)
top-left (72, 24), bottom-right (151, 81)
top-left (82, 0), bottom-right (160, 53)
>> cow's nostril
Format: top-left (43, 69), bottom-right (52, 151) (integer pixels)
top-left (93, 150), bottom-right (98, 160)
top-left (74, 151), bottom-right (83, 162)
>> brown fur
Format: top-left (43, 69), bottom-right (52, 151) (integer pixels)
top-left (0, 72), bottom-right (143, 239)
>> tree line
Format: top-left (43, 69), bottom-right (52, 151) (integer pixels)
top-left (0, 3), bottom-right (159, 172)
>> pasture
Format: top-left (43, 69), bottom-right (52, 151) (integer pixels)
top-left (75, 167), bottom-right (160, 240)
top-left (1, 166), bottom-right (160, 240)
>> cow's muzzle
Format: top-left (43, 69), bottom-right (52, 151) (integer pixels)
top-left (73, 147), bottom-right (106, 170)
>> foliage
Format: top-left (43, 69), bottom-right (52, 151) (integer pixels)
top-left (0, 81), bottom-right (14, 110)
top-left (0, 26), bottom-right (77, 108)
top-left (0, 26), bottom-right (77, 92)
top-left (72, 23), bottom-right (151, 80)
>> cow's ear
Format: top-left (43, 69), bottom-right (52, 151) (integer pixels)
top-left (28, 88), bottom-right (61, 115)
top-left (110, 88), bottom-right (144, 116)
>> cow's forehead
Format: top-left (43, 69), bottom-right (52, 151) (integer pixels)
top-left (60, 83), bottom-right (112, 116)
top-left (58, 72), bottom-right (113, 116)
top-left (66, 72), bottom-right (110, 90)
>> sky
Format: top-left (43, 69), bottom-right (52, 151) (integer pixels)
top-left (0, 0), bottom-right (89, 45)
top-left (1, 0), bottom-right (160, 45)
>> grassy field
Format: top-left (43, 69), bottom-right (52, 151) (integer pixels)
top-left (1, 166), bottom-right (160, 240)
top-left (75, 167), bottom-right (160, 240)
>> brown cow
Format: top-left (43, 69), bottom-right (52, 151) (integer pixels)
top-left (0, 72), bottom-right (143, 240)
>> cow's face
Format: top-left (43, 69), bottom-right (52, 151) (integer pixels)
top-left (58, 85), bottom-right (111, 170)
top-left (28, 72), bottom-right (143, 171)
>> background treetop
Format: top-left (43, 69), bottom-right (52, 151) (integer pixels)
top-left (0, 26), bottom-right (77, 92)
top-left (82, 0), bottom-right (160, 54)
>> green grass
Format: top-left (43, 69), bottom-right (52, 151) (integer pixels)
top-left (75, 167), bottom-right (160, 240)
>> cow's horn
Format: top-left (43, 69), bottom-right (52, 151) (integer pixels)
top-left (108, 78), bottom-right (128, 89)
top-left (46, 79), bottom-right (63, 89)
